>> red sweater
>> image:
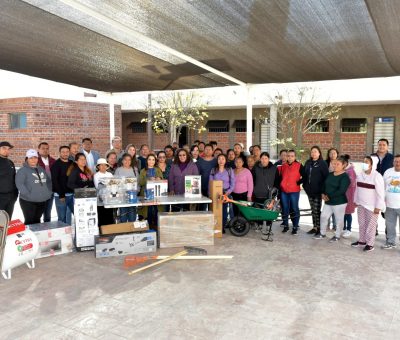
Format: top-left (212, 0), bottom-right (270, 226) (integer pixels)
top-left (279, 161), bottom-right (302, 193)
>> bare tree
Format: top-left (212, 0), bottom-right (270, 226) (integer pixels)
top-left (262, 87), bottom-right (341, 154)
top-left (142, 91), bottom-right (209, 145)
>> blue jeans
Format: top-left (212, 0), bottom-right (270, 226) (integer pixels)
top-left (222, 194), bottom-right (234, 227)
top-left (120, 207), bottom-right (137, 222)
top-left (43, 194), bottom-right (54, 222)
top-left (281, 191), bottom-right (300, 229)
top-left (344, 214), bottom-right (352, 231)
top-left (55, 194), bottom-right (74, 225)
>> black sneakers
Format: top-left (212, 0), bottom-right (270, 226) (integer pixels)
top-left (291, 229), bottom-right (298, 235)
top-left (363, 245), bottom-right (374, 252)
top-left (307, 228), bottom-right (317, 234)
top-left (282, 226), bottom-right (289, 233)
top-left (313, 233), bottom-right (326, 240)
top-left (351, 241), bottom-right (366, 248)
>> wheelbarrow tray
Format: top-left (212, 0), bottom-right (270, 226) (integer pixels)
top-left (236, 201), bottom-right (279, 221)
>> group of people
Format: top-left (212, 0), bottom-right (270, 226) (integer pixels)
top-left (0, 136), bottom-right (399, 253)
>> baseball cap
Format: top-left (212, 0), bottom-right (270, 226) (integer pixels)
top-left (0, 141), bottom-right (14, 148)
top-left (26, 149), bottom-right (38, 158)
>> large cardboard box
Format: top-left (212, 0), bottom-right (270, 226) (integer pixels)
top-left (94, 230), bottom-right (157, 258)
top-left (209, 180), bottom-right (223, 238)
top-left (100, 221), bottom-right (149, 235)
top-left (158, 211), bottom-right (214, 248)
top-left (28, 221), bottom-right (74, 258)
top-left (74, 188), bottom-right (99, 251)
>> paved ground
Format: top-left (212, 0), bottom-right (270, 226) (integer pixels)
top-left (1, 220), bottom-right (400, 339)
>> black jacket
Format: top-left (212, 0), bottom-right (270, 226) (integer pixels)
top-left (371, 152), bottom-right (394, 176)
top-left (0, 156), bottom-right (17, 195)
top-left (302, 159), bottom-right (329, 196)
top-left (51, 159), bottom-right (74, 198)
top-left (252, 161), bottom-right (280, 199)
top-left (67, 166), bottom-right (94, 190)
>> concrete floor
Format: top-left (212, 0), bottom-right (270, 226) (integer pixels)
top-left (1, 223), bottom-right (400, 340)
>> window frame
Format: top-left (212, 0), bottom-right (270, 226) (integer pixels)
top-left (9, 112), bottom-right (27, 129)
top-left (341, 118), bottom-right (367, 133)
top-left (308, 119), bottom-right (329, 133)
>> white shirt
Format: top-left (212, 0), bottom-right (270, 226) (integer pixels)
top-left (383, 168), bottom-right (400, 209)
top-left (94, 171), bottom-right (113, 189)
top-left (83, 150), bottom-right (95, 173)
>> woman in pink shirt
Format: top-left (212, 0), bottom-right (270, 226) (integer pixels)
top-left (232, 155), bottom-right (254, 216)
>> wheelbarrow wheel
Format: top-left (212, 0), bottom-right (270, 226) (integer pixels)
top-left (229, 216), bottom-right (250, 237)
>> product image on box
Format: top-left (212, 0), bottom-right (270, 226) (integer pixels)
top-left (74, 188), bottom-right (99, 251)
top-left (28, 221), bottom-right (74, 258)
top-left (185, 175), bottom-right (201, 197)
top-left (146, 180), bottom-right (168, 198)
top-left (95, 230), bottom-right (157, 258)
top-left (40, 240), bottom-right (62, 255)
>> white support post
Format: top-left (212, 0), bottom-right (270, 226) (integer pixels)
top-left (147, 93), bottom-right (153, 151)
top-left (246, 85), bottom-right (253, 152)
top-left (269, 104), bottom-right (278, 159)
top-left (109, 93), bottom-right (115, 148)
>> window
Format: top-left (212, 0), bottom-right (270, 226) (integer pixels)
top-left (9, 113), bottom-right (27, 129)
top-left (206, 120), bottom-right (229, 133)
top-left (341, 118), bottom-right (367, 133)
top-left (233, 120), bottom-right (255, 132)
top-left (130, 122), bottom-right (147, 133)
top-left (308, 119), bottom-right (329, 133)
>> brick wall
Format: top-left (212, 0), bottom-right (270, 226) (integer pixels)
top-left (340, 133), bottom-right (367, 161)
top-left (0, 97), bottom-right (122, 166)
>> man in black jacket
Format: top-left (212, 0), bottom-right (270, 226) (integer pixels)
top-left (0, 141), bottom-right (18, 218)
top-left (51, 145), bottom-right (74, 225)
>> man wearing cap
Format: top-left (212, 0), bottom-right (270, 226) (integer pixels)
top-left (0, 141), bottom-right (18, 218)
top-left (38, 142), bottom-right (56, 222)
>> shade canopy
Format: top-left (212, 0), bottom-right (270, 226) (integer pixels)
top-left (1, 0), bottom-right (400, 92)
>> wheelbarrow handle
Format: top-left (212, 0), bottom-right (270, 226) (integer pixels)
top-left (218, 194), bottom-right (250, 206)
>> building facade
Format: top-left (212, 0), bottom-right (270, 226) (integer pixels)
top-left (0, 97), bottom-right (122, 165)
top-left (123, 104), bottom-right (399, 161)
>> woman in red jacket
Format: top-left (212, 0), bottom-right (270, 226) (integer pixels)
top-left (279, 150), bottom-right (304, 235)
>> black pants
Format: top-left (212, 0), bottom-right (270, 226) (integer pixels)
top-left (97, 205), bottom-right (114, 227)
top-left (0, 192), bottom-right (17, 219)
top-left (231, 192), bottom-right (248, 216)
top-left (19, 198), bottom-right (46, 225)
top-left (308, 195), bottom-right (322, 229)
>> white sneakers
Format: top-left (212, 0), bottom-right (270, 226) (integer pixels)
top-left (342, 230), bottom-right (352, 238)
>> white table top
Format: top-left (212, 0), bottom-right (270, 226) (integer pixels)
top-left (104, 194), bottom-right (212, 208)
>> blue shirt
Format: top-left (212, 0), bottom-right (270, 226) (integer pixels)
top-left (196, 157), bottom-right (217, 196)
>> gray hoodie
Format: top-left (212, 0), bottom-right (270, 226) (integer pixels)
top-left (16, 163), bottom-right (52, 202)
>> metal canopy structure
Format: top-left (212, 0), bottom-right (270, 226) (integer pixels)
top-left (1, 0), bottom-right (400, 92)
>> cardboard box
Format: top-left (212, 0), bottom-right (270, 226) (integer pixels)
top-left (28, 221), bottom-right (74, 258)
top-left (209, 180), bottom-right (223, 238)
top-left (184, 175), bottom-right (202, 197)
top-left (95, 230), bottom-right (157, 258)
top-left (100, 221), bottom-right (149, 235)
top-left (146, 180), bottom-right (168, 198)
top-left (74, 188), bottom-right (99, 251)
top-left (158, 211), bottom-right (214, 248)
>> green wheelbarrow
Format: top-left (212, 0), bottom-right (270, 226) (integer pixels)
top-left (220, 195), bottom-right (280, 241)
